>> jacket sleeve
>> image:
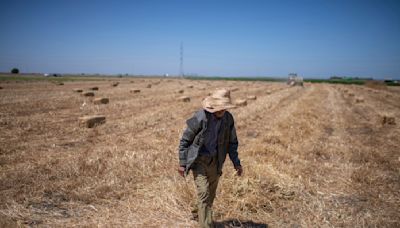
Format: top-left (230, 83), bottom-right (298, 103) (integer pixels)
top-left (228, 115), bottom-right (241, 167)
top-left (178, 115), bottom-right (201, 167)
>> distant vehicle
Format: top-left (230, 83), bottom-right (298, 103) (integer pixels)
top-left (287, 73), bottom-right (303, 86)
top-left (44, 73), bottom-right (62, 77)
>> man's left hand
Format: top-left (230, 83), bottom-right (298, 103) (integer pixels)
top-left (235, 166), bottom-right (243, 176)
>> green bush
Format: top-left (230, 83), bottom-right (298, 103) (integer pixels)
top-left (11, 68), bottom-right (19, 74)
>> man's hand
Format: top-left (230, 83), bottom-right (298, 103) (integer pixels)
top-left (235, 166), bottom-right (243, 176)
top-left (178, 166), bottom-right (186, 177)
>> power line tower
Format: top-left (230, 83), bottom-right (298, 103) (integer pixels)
top-left (180, 42), bottom-right (184, 77)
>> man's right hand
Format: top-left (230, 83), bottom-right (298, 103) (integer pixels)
top-left (178, 166), bottom-right (186, 177)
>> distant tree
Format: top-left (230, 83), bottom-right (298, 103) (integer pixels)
top-left (11, 68), bottom-right (19, 74)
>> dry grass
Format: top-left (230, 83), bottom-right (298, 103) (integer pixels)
top-left (364, 80), bottom-right (387, 90)
top-left (0, 78), bottom-right (399, 227)
top-left (381, 114), bottom-right (396, 125)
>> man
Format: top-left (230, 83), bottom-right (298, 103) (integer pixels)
top-left (178, 88), bottom-right (243, 228)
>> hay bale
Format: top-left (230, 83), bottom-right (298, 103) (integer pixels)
top-left (266, 90), bottom-right (272, 95)
top-left (79, 115), bottom-right (106, 128)
top-left (73, 89), bottom-right (83, 93)
top-left (235, 99), bottom-right (247, 106)
top-left (355, 97), bottom-right (364, 103)
top-left (247, 95), bottom-right (257, 100)
top-left (130, 89), bottom-right (141, 93)
top-left (57, 82), bottom-right (64, 86)
top-left (83, 91), bottom-right (95, 97)
top-left (177, 89), bottom-right (184, 94)
top-left (93, 98), bottom-right (109, 104)
top-left (112, 82), bottom-right (119, 87)
top-left (382, 115), bottom-right (396, 125)
top-left (178, 96), bottom-right (190, 102)
top-left (146, 84), bottom-right (152, 88)
top-left (90, 87), bottom-right (99, 91)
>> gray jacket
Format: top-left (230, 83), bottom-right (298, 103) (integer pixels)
top-left (178, 109), bottom-right (241, 175)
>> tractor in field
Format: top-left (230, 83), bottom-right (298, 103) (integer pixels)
top-left (287, 73), bottom-right (303, 86)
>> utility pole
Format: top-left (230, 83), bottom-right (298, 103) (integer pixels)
top-left (180, 42), bottom-right (184, 77)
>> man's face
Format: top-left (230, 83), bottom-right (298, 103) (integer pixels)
top-left (214, 110), bottom-right (226, 119)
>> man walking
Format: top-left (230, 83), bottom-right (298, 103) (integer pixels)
top-left (178, 89), bottom-right (243, 228)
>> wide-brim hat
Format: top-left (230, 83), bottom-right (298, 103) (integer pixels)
top-left (202, 89), bottom-right (236, 113)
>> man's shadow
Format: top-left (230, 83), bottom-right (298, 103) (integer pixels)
top-left (215, 219), bottom-right (268, 228)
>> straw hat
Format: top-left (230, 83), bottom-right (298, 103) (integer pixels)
top-left (202, 89), bottom-right (236, 113)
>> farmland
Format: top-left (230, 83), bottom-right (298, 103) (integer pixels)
top-left (0, 77), bottom-right (399, 227)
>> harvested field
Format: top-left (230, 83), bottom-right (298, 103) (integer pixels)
top-left (0, 78), bottom-right (399, 227)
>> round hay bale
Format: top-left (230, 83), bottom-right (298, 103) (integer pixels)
top-left (355, 97), bottom-right (364, 103)
top-left (130, 89), bottom-right (141, 93)
top-left (90, 87), bottom-right (99, 91)
top-left (235, 99), bottom-right (247, 107)
top-left (177, 89), bottom-right (184, 94)
top-left (83, 91), bottom-right (95, 97)
top-left (73, 89), bottom-right (83, 93)
top-left (382, 115), bottom-right (396, 125)
top-left (247, 95), bottom-right (257, 100)
top-left (112, 82), bottom-right (119, 87)
top-left (178, 96), bottom-right (190, 102)
top-left (79, 115), bottom-right (106, 128)
top-left (266, 90), bottom-right (272, 95)
top-left (93, 98), bottom-right (109, 104)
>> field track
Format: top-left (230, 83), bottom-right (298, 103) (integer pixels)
top-left (0, 78), bottom-right (399, 227)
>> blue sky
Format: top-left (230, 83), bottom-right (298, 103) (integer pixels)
top-left (0, 0), bottom-right (399, 78)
